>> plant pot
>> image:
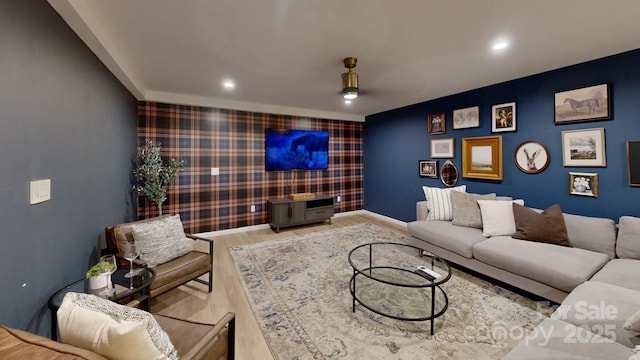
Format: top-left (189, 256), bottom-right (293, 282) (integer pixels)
top-left (88, 274), bottom-right (111, 290)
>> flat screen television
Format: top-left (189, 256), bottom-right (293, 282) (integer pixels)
top-left (265, 129), bottom-right (329, 171)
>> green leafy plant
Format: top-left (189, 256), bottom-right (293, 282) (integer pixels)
top-left (86, 261), bottom-right (115, 278)
top-left (134, 140), bottom-right (186, 215)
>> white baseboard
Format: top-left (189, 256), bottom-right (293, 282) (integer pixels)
top-left (194, 209), bottom-right (406, 238)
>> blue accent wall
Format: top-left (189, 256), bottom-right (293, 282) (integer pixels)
top-left (365, 49), bottom-right (640, 222)
top-left (0, 1), bottom-right (137, 334)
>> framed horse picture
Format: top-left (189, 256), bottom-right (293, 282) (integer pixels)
top-left (491, 102), bottom-right (516, 133)
top-left (554, 83), bottom-right (611, 124)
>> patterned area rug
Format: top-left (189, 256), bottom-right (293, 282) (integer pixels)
top-left (230, 224), bottom-right (549, 359)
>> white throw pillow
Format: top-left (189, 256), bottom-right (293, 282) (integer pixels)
top-left (58, 292), bottom-right (177, 360)
top-left (422, 185), bottom-right (466, 221)
top-left (477, 199), bottom-right (525, 237)
top-left (131, 214), bottom-right (193, 267)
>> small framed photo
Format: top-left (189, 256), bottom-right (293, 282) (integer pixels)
top-left (462, 135), bottom-right (503, 180)
top-left (569, 172), bottom-right (598, 197)
top-left (554, 83), bottom-right (611, 124)
top-left (452, 106), bottom-right (480, 129)
top-left (419, 160), bottom-right (438, 178)
top-left (627, 140), bottom-right (640, 186)
top-left (561, 127), bottom-right (606, 167)
top-left (514, 141), bottom-right (550, 174)
top-left (428, 112), bottom-right (446, 134)
top-left (491, 102), bottom-right (516, 132)
top-left (430, 138), bottom-right (454, 158)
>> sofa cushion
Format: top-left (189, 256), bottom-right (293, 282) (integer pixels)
top-left (562, 212), bottom-right (617, 259)
top-left (131, 214), bottom-right (193, 267)
top-left (450, 192), bottom-right (496, 228)
top-left (512, 203), bottom-right (570, 246)
top-left (472, 237), bottom-right (609, 293)
top-left (617, 216), bottom-right (640, 259)
top-left (407, 220), bottom-right (486, 259)
top-left (502, 318), bottom-right (633, 360)
top-left (553, 281), bottom-right (640, 348)
top-left (422, 185), bottom-right (466, 221)
top-left (590, 259), bottom-right (640, 292)
top-left (58, 292), bottom-right (177, 360)
top-left (476, 199), bottom-right (524, 237)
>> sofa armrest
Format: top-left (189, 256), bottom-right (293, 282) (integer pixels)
top-left (417, 201), bottom-right (429, 221)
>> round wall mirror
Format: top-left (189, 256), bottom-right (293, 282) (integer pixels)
top-left (440, 160), bottom-right (459, 187)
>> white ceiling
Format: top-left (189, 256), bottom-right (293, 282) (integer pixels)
top-left (49, 0), bottom-right (640, 122)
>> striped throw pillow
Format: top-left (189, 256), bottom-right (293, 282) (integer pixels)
top-left (422, 185), bottom-right (467, 221)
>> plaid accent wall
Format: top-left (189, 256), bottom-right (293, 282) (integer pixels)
top-left (137, 101), bottom-right (364, 233)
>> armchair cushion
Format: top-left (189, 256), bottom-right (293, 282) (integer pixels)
top-left (130, 214), bottom-right (193, 267)
top-left (58, 293), bottom-right (177, 360)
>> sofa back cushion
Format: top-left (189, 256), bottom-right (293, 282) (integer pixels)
top-left (562, 213), bottom-right (617, 259)
top-left (616, 216), bottom-right (640, 259)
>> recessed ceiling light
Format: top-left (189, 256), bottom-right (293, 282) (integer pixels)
top-left (222, 80), bottom-right (235, 89)
top-left (492, 41), bottom-right (509, 50)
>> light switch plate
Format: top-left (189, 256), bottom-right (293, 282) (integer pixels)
top-left (30, 179), bottom-right (51, 204)
top-left (211, 167), bottom-right (220, 176)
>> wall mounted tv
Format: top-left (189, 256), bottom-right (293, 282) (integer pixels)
top-left (265, 129), bottom-right (329, 171)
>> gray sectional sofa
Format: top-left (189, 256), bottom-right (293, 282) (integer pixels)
top-left (407, 201), bottom-right (640, 359)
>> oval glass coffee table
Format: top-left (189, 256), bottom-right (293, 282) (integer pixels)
top-left (348, 242), bottom-right (451, 335)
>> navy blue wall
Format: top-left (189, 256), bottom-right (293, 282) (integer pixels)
top-left (365, 49), bottom-right (640, 222)
top-left (0, 1), bottom-right (137, 334)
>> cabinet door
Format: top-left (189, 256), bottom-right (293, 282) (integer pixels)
top-left (270, 203), bottom-right (291, 225)
top-left (290, 202), bottom-right (306, 222)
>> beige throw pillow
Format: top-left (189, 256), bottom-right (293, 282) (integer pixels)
top-left (131, 214), bottom-right (193, 267)
top-left (451, 192), bottom-right (496, 228)
top-left (477, 199), bottom-right (525, 237)
top-left (422, 185), bottom-right (467, 221)
top-left (58, 292), bottom-right (177, 360)
top-left (512, 203), bottom-right (570, 246)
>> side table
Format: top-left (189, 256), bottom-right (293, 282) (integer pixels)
top-left (48, 267), bottom-right (155, 340)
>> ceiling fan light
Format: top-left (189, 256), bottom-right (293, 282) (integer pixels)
top-left (341, 69), bottom-right (358, 99)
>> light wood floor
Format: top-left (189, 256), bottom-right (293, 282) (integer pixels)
top-left (151, 213), bottom-right (408, 360)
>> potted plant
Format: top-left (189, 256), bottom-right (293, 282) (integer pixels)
top-left (86, 261), bottom-right (115, 290)
top-left (133, 140), bottom-right (186, 216)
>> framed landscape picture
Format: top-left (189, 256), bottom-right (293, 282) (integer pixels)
top-left (462, 135), bottom-right (503, 180)
top-left (428, 112), bottom-right (446, 134)
top-left (452, 106), bottom-right (480, 129)
top-left (561, 128), bottom-right (606, 167)
top-left (419, 160), bottom-right (438, 178)
top-left (569, 172), bottom-right (598, 197)
top-left (430, 138), bottom-right (454, 158)
top-left (491, 102), bottom-right (516, 132)
top-left (554, 83), bottom-right (610, 124)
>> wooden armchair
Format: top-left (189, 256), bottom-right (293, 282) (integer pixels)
top-left (105, 215), bottom-right (213, 300)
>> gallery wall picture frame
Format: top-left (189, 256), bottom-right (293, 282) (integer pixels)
top-left (561, 127), bottom-right (606, 167)
top-left (568, 172), bottom-right (598, 197)
top-left (419, 160), bottom-right (438, 178)
top-left (491, 102), bottom-right (516, 133)
top-left (462, 135), bottom-right (503, 180)
top-left (428, 112), bottom-right (446, 134)
top-left (430, 138), bottom-right (455, 158)
top-left (554, 83), bottom-right (611, 124)
top-left (452, 106), bottom-right (480, 129)
top-left (514, 141), bottom-right (550, 174)
top-left (627, 140), bottom-right (640, 186)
